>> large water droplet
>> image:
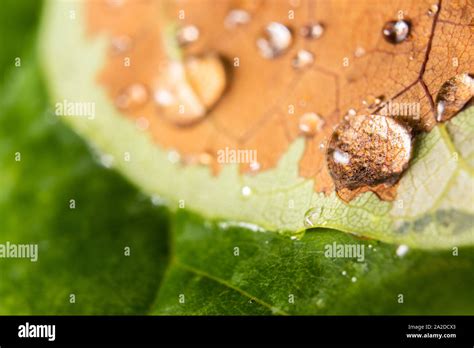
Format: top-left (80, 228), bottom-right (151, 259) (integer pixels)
top-left (177, 25), bottom-right (200, 46)
top-left (327, 114), bottom-right (413, 192)
top-left (115, 83), bottom-right (149, 110)
top-left (382, 20), bottom-right (410, 44)
top-left (154, 54), bottom-right (226, 126)
top-left (224, 9), bottom-right (251, 28)
top-left (257, 22), bottom-right (292, 59)
top-left (300, 22), bottom-right (324, 39)
top-left (299, 112), bottom-right (324, 136)
top-left (435, 73), bottom-right (474, 122)
top-left (292, 49), bottom-right (314, 69)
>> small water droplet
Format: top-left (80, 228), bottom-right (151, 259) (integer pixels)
top-left (300, 22), bottom-right (324, 39)
top-left (250, 161), bottom-right (261, 171)
top-left (99, 154), bottom-right (115, 168)
top-left (341, 270), bottom-right (347, 276)
top-left (257, 22), bottom-right (292, 59)
top-left (354, 46), bottom-right (366, 57)
top-left (435, 73), bottom-right (474, 122)
top-left (396, 244), bottom-right (409, 257)
top-left (177, 25), bottom-right (200, 46)
top-left (427, 4), bottom-right (439, 16)
top-left (167, 150), bottom-right (181, 164)
top-left (304, 206), bottom-right (323, 227)
top-left (292, 49), bottom-right (314, 69)
top-left (241, 186), bottom-right (252, 197)
top-left (316, 298), bottom-right (325, 308)
top-left (224, 9), bottom-right (251, 28)
top-left (327, 115), bottom-right (413, 192)
top-left (382, 19), bottom-right (410, 44)
top-left (368, 244), bottom-right (373, 249)
top-left (111, 35), bottom-right (132, 54)
top-left (319, 141), bottom-right (326, 151)
top-left (116, 83), bottom-right (149, 110)
top-left (363, 95), bottom-right (385, 109)
top-left (151, 195), bottom-right (166, 206)
top-left (135, 116), bottom-right (149, 131)
top-left (290, 235), bottom-right (298, 240)
top-left (299, 112), bottom-right (325, 136)
top-left (351, 276), bottom-right (357, 283)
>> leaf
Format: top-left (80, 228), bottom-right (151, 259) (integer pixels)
top-left (0, 41), bottom-right (473, 315)
top-left (39, 0), bottom-right (474, 249)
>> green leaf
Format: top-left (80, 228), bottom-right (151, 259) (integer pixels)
top-left (38, 0), bottom-right (474, 249)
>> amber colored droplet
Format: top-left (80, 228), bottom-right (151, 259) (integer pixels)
top-left (435, 73), bottom-right (474, 122)
top-left (115, 83), bottom-right (149, 110)
top-left (299, 112), bottom-right (325, 136)
top-left (327, 114), bottom-right (413, 192)
top-left (154, 54), bottom-right (226, 126)
top-left (382, 20), bottom-right (410, 44)
top-left (257, 22), bottom-right (292, 59)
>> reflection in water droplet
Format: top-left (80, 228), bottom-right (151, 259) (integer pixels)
top-left (257, 22), bottom-right (292, 59)
top-left (299, 112), bottom-right (325, 136)
top-left (116, 83), bottom-right (149, 110)
top-left (177, 25), bottom-right (200, 46)
top-left (435, 73), bottom-right (474, 122)
top-left (224, 9), bottom-right (251, 28)
top-left (300, 22), bottom-right (324, 39)
top-left (304, 206), bottom-right (323, 227)
top-left (427, 4), bottom-right (439, 16)
top-left (396, 244), bottom-right (409, 257)
top-left (327, 115), bottom-right (413, 192)
top-left (241, 186), bottom-right (252, 197)
top-left (111, 35), bottom-right (132, 54)
top-left (382, 20), bottom-right (410, 44)
top-left (292, 49), bottom-right (314, 69)
top-left (332, 149), bottom-right (350, 165)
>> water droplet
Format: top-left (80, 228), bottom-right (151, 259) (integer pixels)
top-left (341, 270), bottom-right (347, 276)
top-left (135, 116), bottom-right (149, 131)
top-left (382, 19), bottom-right (410, 44)
top-left (354, 46), bottom-right (366, 57)
top-left (319, 141), bottom-right (326, 151)
top-left (111, 35), bottom-right (132, 54)
top-left (176, 25), bottom-right (200, 46)
top-left (151, 195), bottom-right (166, 206)
top-left (351, 276), bottom-right (357, 283)
top-left (396, 244), bottom-right (409, 257)
top-left (155, 55), bottom-right (226, 125)
top-left (304, 206), bottom-right (323, 227)
top-left (368, 244), bottom-right (373, 249)
top-left (300, 22), bottom-right (324, 39)
top-left (316, 298), bottom-right (325, 308)
top-left (115, 83), bottom-right (149, 110)
top-left (241, 186), bottom-right (252, 197)
top-left (99, 154), bottom-right (115, 168)
top-left (290, 235), bottom-right (298, 240)
top-left (435, 73), bottom-right (474, 122)
top-left (257, 22), bottom-right (292, 59)
top-left (292, 49), bottom-right (314, 69)
top-left (167, 150), bottom-right (181, 164)
top-left (224, 9), bottom-right (251, 28)
top-left (250, 161), bottom-right (261, 171)
top-left (363, 95), bottom-right (385, 109)
top-left (299, 112), bottom-right (325, 136)
top-left (327, 114), bottom-right (413, 191)
top-left (427, 4), bottom-right (439, 16)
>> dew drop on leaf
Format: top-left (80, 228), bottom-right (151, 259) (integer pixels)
top-left (327, 114), bottom-right (413, 192)
top-left (241, 185), bottom-right (252, 197)
top-left (292, 49), bottom-right (314, 69)
top-left (427, 4), bottom-right (439, 16)
top-left (299, 112), bottom-right (324, 136)
top-left (257, 22), bottom-right (292, 59)
top-left (115, 83), bottom-right (149, 110)
top-left (224, 9), bottom-right (251, 28)
top-left (300, 22), bottom-right (324, 39)
top-left (304, 206), bottom-right (323, 227)
top-left (396, 244), bottom-right (409, 257)
top-left (435, 73), bottom-right (474, 122)
top-left (382, 19), bottom-right (410, 44)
